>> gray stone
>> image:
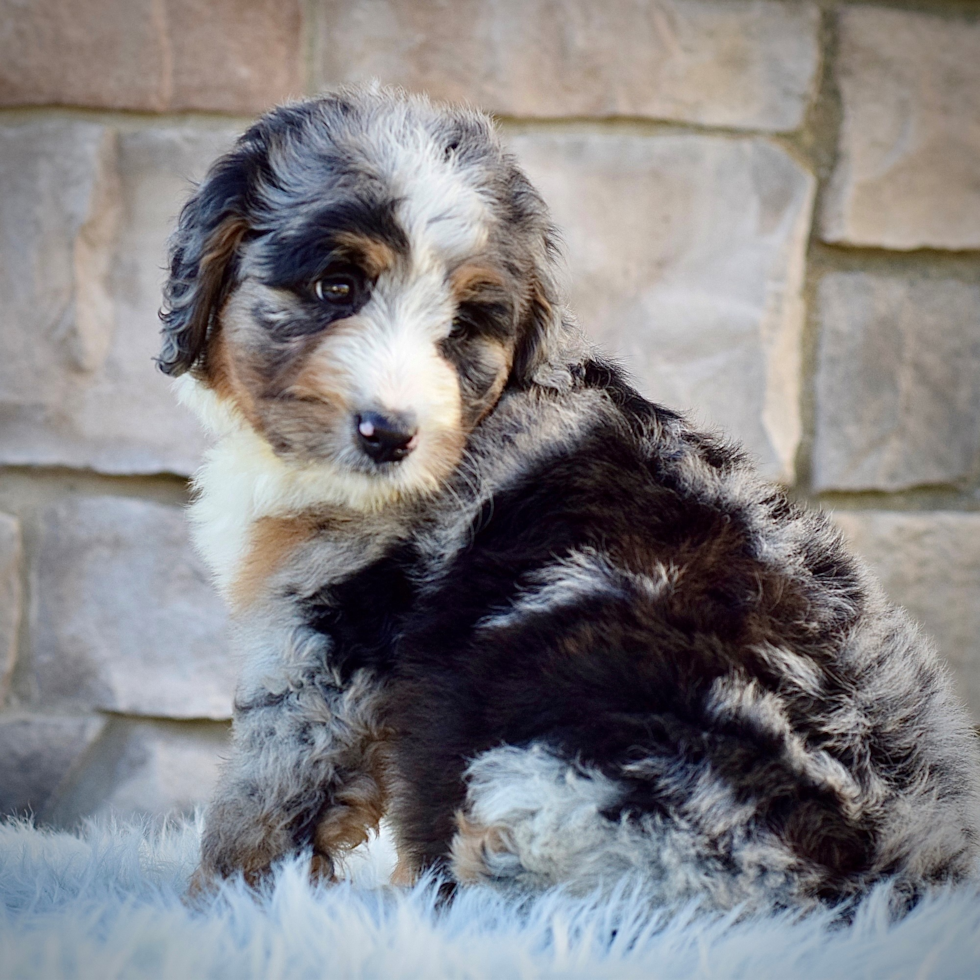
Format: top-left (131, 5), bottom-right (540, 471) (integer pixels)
top-left (822, 8), bottom-right (980, 250)
top-left (0, 714), bottom-right (106, 816)
top-left (0, 121), bottom-right (237, 475)
top-left (813, 274), bottom-right (980, 492)
top-left (313, 0), bottom-right (820, 131)
top-left (31, 497), bottom-right (234, 720)
top-left (0, 512), bottom-right (21, 701)
top-left (44, 718), bottom-right (229, 826)
top-left (0, 0), bottom-right (303, 114)
top-left (510, 131), bottom-right (815, 482)
top-left (833, 511), bottom-right (980, 724)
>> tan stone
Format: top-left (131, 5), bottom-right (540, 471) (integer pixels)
top-left (0, 714), bottom-right (106, 817)
top-left (31, 497), bottom-right (234, 720)
top-left (313, 0), bottom-right (819, 131)
top-left (0, 0), bottom-right (303, 113)
top-left (833, 511), bottom-right (980, 724)
top-left (510, 131), bottom-right (815, 481)
top-left (43, 718), bottom-right (229, 825)
top-left (0, 121), bottom-right (118, 410)
top-left (0, 513), bottom-right (21, 701)
top-left (813, 274), bottom-right (980, 492)
top-left (0, 121), bottom-right (237, 475)
top-left (822, 8), bottom-right (980, 250)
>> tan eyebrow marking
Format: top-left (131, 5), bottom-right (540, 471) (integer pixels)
top-left (450, 264), bottom-right (508, 303)
top-left (332, 231), bottom-right (399, 279)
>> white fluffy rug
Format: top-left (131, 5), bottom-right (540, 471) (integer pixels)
top-left (2, 815), bottom-right (980, 980)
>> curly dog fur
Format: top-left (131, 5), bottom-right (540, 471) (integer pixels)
top-left (160, 86), bottom-right (980, 911)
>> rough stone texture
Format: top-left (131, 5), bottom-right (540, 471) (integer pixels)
top-left (813, 274), bottom-right (980, 492)
top-left (0, 121), bottom-right (119, 443)
top-left (44, 718), bottom-right (229, 826)
top-left (833, 511), bottom-right (980, 724)
top-left (0, 121), bottom-right (236, 475)
top-left (0, 714), bottom-right (106, 816)
top-left (30, 497), bottom-right (234, 720)
top-left (510, 131), bottom-right (814, 482)
top-left (0, 512), bottom-right (21, 701)
top-left (1, 1), bottom-right (977, 832)
top-left (313, 0), bottom-right (820, 131)
top-left (0, 0), bottom-right (303, 114)
top-left (822, 8), bottom-right (980, 250)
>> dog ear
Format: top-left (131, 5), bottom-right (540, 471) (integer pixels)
top-left (157, 143), bottom-right (259, 377)
top-left (501, 163), bottom-right (568, 389)
top-left (509, 247), bottom-right (569, 389)
top-left (510, 274), bottom-right (555, 387)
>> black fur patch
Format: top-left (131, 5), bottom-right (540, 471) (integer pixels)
top-left (288, 358), bottom-right (978, 899)
top-left (180, 91), bottom-right (980, 908)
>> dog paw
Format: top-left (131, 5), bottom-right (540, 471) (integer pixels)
top-left (390, 854), bottom-right (419, 887)
top-left (450, 811), bottom-right (521, 884)
top-left (309, 851), bottom-right (337, 884)
top-left (183, 863), bottom-right (220, 908)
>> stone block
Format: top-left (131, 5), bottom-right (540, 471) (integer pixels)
top-left (0, 121), bottom-right (118, 409)
top-left (822, 8), bottom-right (980, 250)
top-left (0, 121), bottom-right (237, 475)
top-left (833, 511), bottom-right (980, 724)
top-left (0, 512), bottom-right (21, 701)
top-left (313, 0), bottom-right (819, 131)
top-left (0, 0), bottom-right (303, 113)
top-left (813, 274), bottom-right (980, 492)
top-left (510, 131), bottom-right (815, 482)
top-left (0, 714), bottom-right (106, 816)
top-left (44, 718), bottom-right (229, 826)
top-left (30, 497), bottom-right (234, 720)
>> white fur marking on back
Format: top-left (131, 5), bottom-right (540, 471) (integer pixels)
top-left (476, 549), bottom-right (673, 632)
top-left (455, 743), bottom-right (802, 907)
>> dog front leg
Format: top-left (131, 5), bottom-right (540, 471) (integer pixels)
top-left (192, 624), bottom-right (389, 893)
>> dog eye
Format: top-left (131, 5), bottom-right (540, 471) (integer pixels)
top-left (450, 301), bottom-right (510, 340)
top-left (450, 312), bottom-right (483, 339)
top-left (450, 304), bottom-right (484, 337)
top-left (314, 275), bottom-right (355, 303)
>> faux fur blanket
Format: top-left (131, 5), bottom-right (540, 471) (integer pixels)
top-left (2, 815), bottom-right (979, 980)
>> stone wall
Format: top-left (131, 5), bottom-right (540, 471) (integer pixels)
top-left (1, 0), bottom-right (978, 825)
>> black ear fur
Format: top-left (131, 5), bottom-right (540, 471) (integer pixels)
top-left (157, 139), bottom-right (264, 377)
top-left (500, 159), bottom-right (566, 389)
top-left (508, 221), bottom-right (567, 389)
top-left (509, 273), bottom-right (559, 388)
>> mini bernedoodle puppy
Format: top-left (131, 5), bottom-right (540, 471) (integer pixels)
top-left (161, 87), bottom-right (980, 912)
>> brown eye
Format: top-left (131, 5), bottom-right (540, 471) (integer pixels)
top-left (451, 307), bottom-right (480, 337)
top-left (314, 276), bottom-right (353, 302)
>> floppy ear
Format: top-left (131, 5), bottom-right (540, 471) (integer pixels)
top-left (157, 141), bottom-right (260, 377)
top-left (508, 223), bottom-right (572, 391)
top-left (500, 159), bottom-right (569, 389)
top-left (510, 272), bottom-right (560, 387)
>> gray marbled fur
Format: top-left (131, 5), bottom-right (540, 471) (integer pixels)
top-left (159, 87), bottom-right (980, 911)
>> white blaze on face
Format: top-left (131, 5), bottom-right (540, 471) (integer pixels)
top-left (372, 108), bottom-right (492, 264)
top-left (339, 265), bottom-right (463, 442)
top-left (309, 128), bottom-right (493, 471)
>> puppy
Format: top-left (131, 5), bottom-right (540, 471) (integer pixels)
top-left (161, 87), bottom-right (980, 911)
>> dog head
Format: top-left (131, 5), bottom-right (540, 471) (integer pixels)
top-left (160, 87), bottom-right (565, 506)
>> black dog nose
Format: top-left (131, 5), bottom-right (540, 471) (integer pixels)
top-left (355, 412), bottom-right (418, 463)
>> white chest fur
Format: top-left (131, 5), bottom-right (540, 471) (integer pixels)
top-left (175, 376), bottom-right (406, 600)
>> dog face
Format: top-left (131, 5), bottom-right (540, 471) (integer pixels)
top-left (160, 89), bottom-right (563, 505)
